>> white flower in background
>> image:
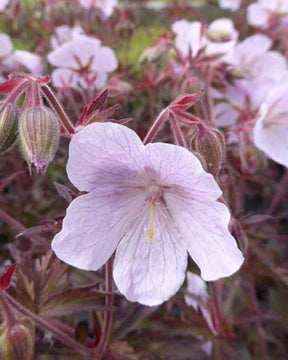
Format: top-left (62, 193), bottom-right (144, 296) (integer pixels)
top-left (185, 272), bottom-right (217, 335)
top-left (219, 0), bottom-right (241, 11)
top-left (172, 20), bottom-right (206, 58)
top-left (254, 73), bottom-right (288, 168)
top-left (205, 18), bottom-right (238, 56)
top-left (0, 0), bottom-right (10, 11)
top-left (172, 18), bottom-right (238, 59)
top-left (47, 34), bottom-right (118, 89)
top-left (52, 122), bottom-right (244, 306)
top-left (0, 33), bottom-right (43, 76)
top-left (0, 33), bottom-right (13, 59)
top-left (185, 272), bottom-right (216, 356)
top-left (79, 0), bottom-right (117, 18)
top-left (223, 34), bottom-right (287, 81)
top-left (247, 0), bottom-right (288, 29)
top-left (50, 25), bottom-right (85, 49)
top-left (214, 77), bottom-right (280, 127)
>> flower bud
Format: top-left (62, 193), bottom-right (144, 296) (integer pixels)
top-left (19, 106), bottom-right (60, 173)
top-left (0, 318), bottom-right (35, 360)
top-left (190, 124), bottom-right (226, 176)
top-left (0, 103), bottom-right (19, 155)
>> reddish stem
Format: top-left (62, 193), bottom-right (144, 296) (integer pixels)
top-left (40, 85), bottom-right (75, 135)
top-left (169, 111), bottom-right (186, 147)
top-left (143, 108), bottom-right (169, 145)
top-left (96, 257), bottom-right (114, 358)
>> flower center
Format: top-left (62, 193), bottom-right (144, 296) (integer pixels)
top-left (147, 183), bottom-right (163, 203)
top-left (143, 184), bottom-right (163, 245)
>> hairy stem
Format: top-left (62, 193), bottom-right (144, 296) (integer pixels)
top-left (96, 257), bottom-right (114, 358)
top-left (143, 108), bottom-right (169, 145)
top-left (41, 85), bottom-right (75, 135)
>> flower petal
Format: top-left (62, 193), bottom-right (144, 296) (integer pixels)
top-left (254, 104), bottom-right (288, 168)
top-left (47, 35), bottom-right (101, 69)
top-left (67, 122), bottom-right (145, 191)
top-left (0, 33), bottom-right (13, 57)
top-left (113, 205), bottom-right (187, 306)
top-left (143, 143), bottom-right (222, 201)
top-left (52, 187), bottom-right (146, 270)
top-left (165, 193), bottom-right (244, 281)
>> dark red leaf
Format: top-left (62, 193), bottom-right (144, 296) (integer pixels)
top-left (0, 263), bottom-right (16, 291)
top-left (170, 90), bottom-right (204, 110)
top-left (87, 89), bottom-right (108, 115)
top-left (0, 79), bottom-right (23, 94)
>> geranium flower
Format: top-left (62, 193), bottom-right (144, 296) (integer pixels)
top-left (247, 0), bottom-right (288, 29)
top-left (52, 123), bottom-right (244, 306)
top-left (50, 25), bottom-right (85, 49)
top-left (172, 20), bottom-right (206, 58)
top-left (0, 32), bottom-right (43, 76)
top-left (79, 0), bottom-right (117, 18)
top-left (223, 34), bottom-right (287, 81)
top-left (0, 0), bottom-right (10, 11)
top-left (172, 18), bottom-right (238, 59)
top-left (205, 18), bottom-right (238, 56)
top-left (219, 0), bottom-right (241, 11)
top-left (185, 272), bottom-right (217, 335)
top-left (254, 73), bottom-right (288, 168)
top-left (47, 34), bottom-right (117, 89)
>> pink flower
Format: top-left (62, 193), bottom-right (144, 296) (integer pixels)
top-left (52, 122), bottom-right (244, 306)
top-left (50, 25), bottom-right (85, 49)
top-left (79, 0), bottom-right (117, 18)
top-left (0, 0), bottom-right (10, 11)
top-left (0, 33), bottom-right (43, 76)
top-left (219, 0), bottom-right (241, 11)
top-left (185, 272), bottom-right (216, 356)
top-left (172, 20), bottom-right (206, 58)
top-left (185, 272), bottom-right (217, 335)
top-left (47, 34), bottom-right (117, 89)
top-left (223, 34), bottom-right (287, 80)
top-left (254, 73), bottom-right (288, 168)
top-left (205, 18), bottom-right (238, 56)
top-left (0, 33), bottom-right (13, 58)
top-left (247, 0), bottom-right (288, 29)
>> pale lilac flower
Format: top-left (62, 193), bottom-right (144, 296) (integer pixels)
top-left (0, 33), bottom-right (43, 76)
top-left (52, 122), bottom-right (244, 306)
top-left (223, 34), bottom-right (287, 81)
top-left (219, 0), bottom-right (241, 11)
top-left (0, 0), bottom-right (10, 11)
top-left (50, 25), bottom-right (85, 49)
top-left (8, 51), bottom-right (43, 76)
top-left (185, 272), bottom-right (217, 335)
top-left (254, 74), bottom-right (288, 168)
top-left (47, 34), bottom-right (117, 89)
top-left (0, 33), bottom-right (13, 58)
top-left (214, 77), bottom-right (279, 127)
top-left (205, 18), bottom-right (238, 56)
top-left (247, 0), bottom-right (288, 29)
top-left (79, 0), bottom-right (117, 18)
top-left (172, 20), bottom-right (206, 58)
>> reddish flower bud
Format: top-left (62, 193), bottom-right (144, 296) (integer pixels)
top-left (0, 318), bottom-right (35, 360)
top-left (19, 106), bottom-right (60, 173)
top-left (190, 124), bottom-right (226, 176)
top-left (0, 103), bottom-right (19, 155)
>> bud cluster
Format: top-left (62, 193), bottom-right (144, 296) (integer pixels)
top-left (0, 75), bottom-right (62, 174)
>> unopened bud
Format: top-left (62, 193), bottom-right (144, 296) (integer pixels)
top-left (0, 318), bottom-right (35, 360)
top-left (19, 106), bottom-right (60, 173)
top-left (0, 103), bottom-right (19, 155)
top-left (139, 36), bottom-right (170, 65)
top-left (190, 124), bottom-right (226, 176)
